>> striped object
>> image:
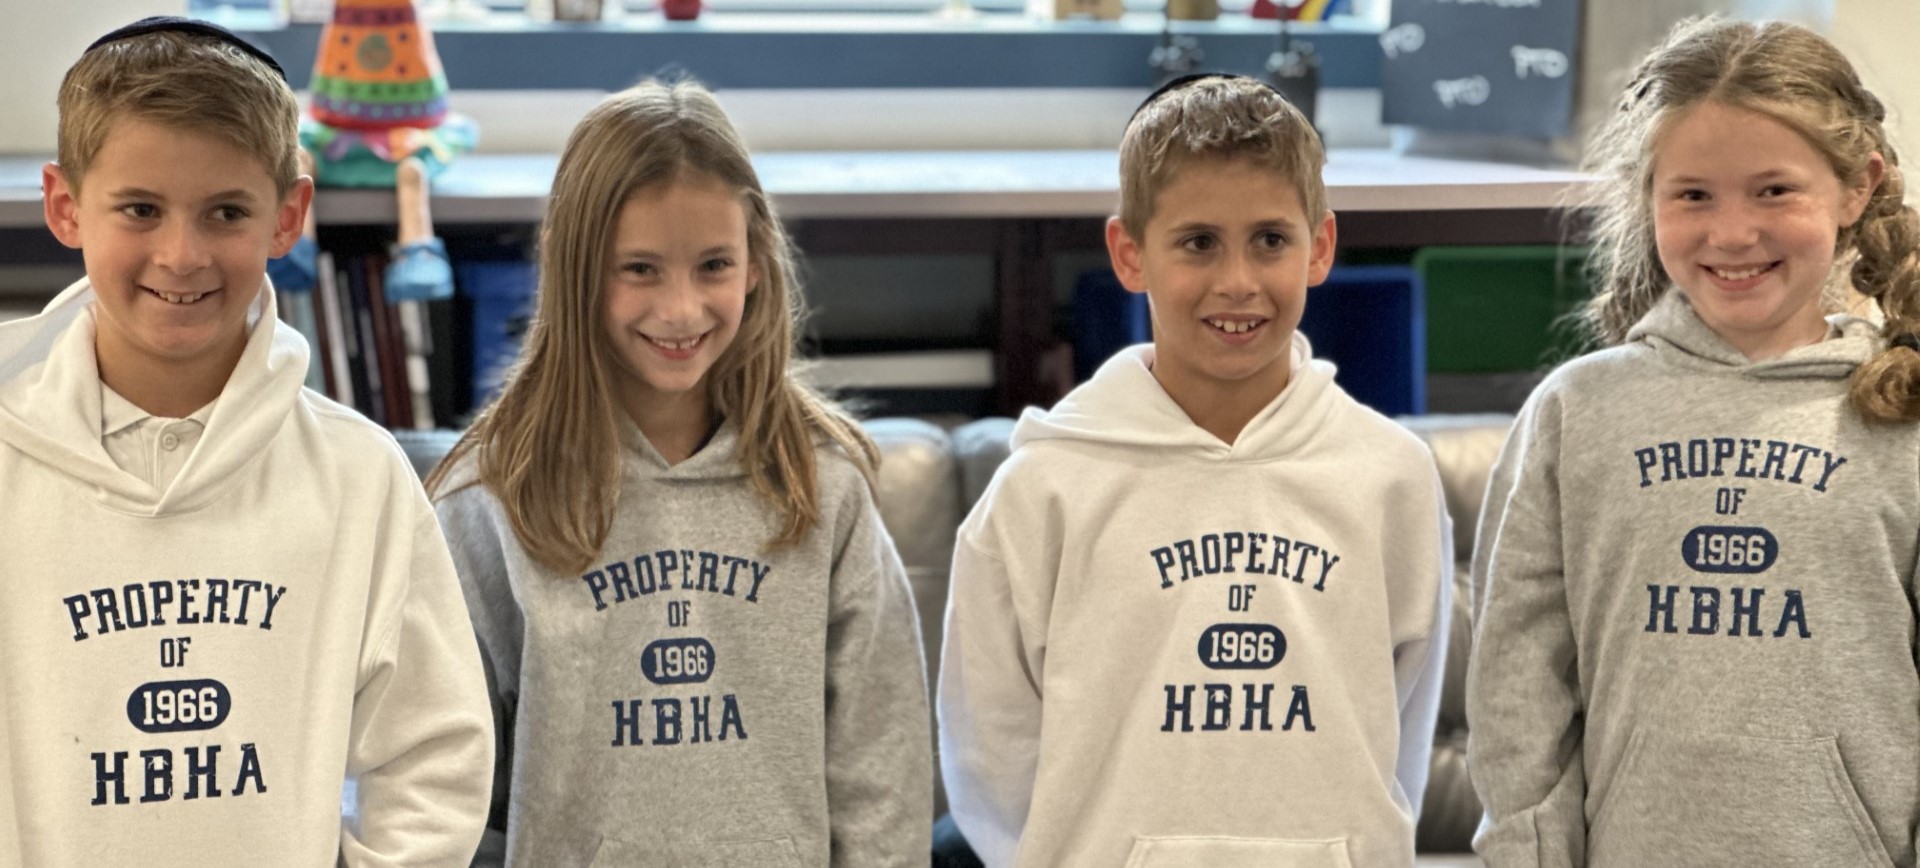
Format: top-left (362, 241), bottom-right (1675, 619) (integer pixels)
top-left (308, 0), bottom-right (449, 131)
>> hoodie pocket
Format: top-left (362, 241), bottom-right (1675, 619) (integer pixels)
top-left (588, 834), bottom-right (801, 868)
top-left (1588, 730), bottom-right (1893, 868)
top-left (1120, 836), bottom-right (1353, 868)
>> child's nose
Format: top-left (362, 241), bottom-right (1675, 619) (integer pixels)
top-left (1214, 252), bottom-right (1261, 298)
top-left (153, 222), bottom-right (213, 275)
top-left (654, 274), bottom-right (705, 322)
top-left (1708, 203), bottom-right (1764, 250)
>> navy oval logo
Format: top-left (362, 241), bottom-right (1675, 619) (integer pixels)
top-left (126, 680), bottom-right (232, 733)
top-left (1681, 526), bottom-right (1779, 574)
top-left (1196, 623), bottom-right (1286, 670)
top-left (641, 638), bottom-right (716, 685)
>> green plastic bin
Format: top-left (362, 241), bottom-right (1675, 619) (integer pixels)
top-left (1413, 245), bottom-right (1592, 373)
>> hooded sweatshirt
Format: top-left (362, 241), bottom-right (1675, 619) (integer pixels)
top-left (939, 337), bottom-right (1452, 868)
top-left (1467, 289), bottom-right (1920, 868)
top-left (0, 278), bottom-right (493, 867)
top-left (432, 419), bottom-right (931, 868)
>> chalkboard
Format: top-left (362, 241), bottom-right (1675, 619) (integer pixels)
top-left (1379, 0), bottom-right (1583, 139)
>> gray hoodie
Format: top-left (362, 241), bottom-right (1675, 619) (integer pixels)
top-left (434, 420), bottom-right (931, 868)
top-left (1468, 289), bottom-right (1920, 868)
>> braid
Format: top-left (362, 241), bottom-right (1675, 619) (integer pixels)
top-left (1846, 146), bottom-right (1920, 423)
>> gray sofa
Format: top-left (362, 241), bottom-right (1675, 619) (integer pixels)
top-left (394, 411), bottom-right (1514, 855)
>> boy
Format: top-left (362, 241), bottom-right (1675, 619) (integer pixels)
top-left (0, 18), bottom-right (492, 867)
top-left (937, 74), bottom-right (1452, 868)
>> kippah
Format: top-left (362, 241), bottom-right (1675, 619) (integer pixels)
top-left (1127, 72), bottom-right (1282, 128)
top-left (84, 15), bottom-right (287, 83)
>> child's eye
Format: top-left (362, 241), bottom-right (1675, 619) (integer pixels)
top-left (118, 203), bottom-right (159, 220)
top-left (212, 205), bottom-right (250, 223)
top-left (1676, 189), bottom-right (1710, 203)
top-left (1256, 231), bottom-right (1288, 250)
top-left (1759, 184), bottom-right (1797, 198)
top-left (621, 261), bottom-right (656, 277)
top-left (1181, 234), bottom-right (1217, 253)
top-left (701, 258), bottom-right (735, 274)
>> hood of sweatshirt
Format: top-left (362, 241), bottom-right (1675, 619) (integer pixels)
top-left (618, 413), bottom-right (751, 482)
top-left (1011, 332), bottom-right (1341, 462)
top-left (1626, 287), bottom-right (1883, 381)
top-left (0, 276), bottom-right (308, 516)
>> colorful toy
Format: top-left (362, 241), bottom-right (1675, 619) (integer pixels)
top-left (292, 0), bottom-right (473, 302)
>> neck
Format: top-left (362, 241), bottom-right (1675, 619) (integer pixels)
top-left (95, 336), bottom-right (243, 420)
top-left (1150, 352), bottom-right (1292, 446)
top-left (1729, 316), bottom-right (1832, 362)
top-left (620, 387), bottom-right (714, 465)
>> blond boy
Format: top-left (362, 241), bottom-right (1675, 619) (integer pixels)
top-left (0, 18), bottom-right (491, 867)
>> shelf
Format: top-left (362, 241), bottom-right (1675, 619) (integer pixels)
top-left (0, 149), bottom-right (1592, 228)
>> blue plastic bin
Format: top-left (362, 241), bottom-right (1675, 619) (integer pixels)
top-left (458, 260), bottom-right (537, 409)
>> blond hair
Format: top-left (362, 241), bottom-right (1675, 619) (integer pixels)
top-left (58, 29), bottom-right (299, 197)
top-left (1119, 76), bottom-right (1327, 239)
top-left (1581, 17), bottom-right (1920, 422)
top-left (426, 80), bottom-right (878, 573)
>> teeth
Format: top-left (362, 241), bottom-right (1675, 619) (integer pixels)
top-left (1207, 319), bottom-right (1260, 334)
top-left (1710, 265), bottom-right (1770, 281)
top-left (154, 290), bottom-right (206, 304)
top-left (645, 333), bottom-right (702, 351)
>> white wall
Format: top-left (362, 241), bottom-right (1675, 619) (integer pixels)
top-left (0, 0), bottom-right (186, 153)
top-left (1831, 0), bottom-right (1920, 196)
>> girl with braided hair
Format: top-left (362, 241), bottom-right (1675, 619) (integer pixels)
top-left (1468, 16), bottom-right (1920, 868)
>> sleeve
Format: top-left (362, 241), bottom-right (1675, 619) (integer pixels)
top-left (824, 490), bottom-right (935, 868)
top-left (1393, 474), bottom-right (1454, 823)
top-left (431, 489), bottom-right (523, 868)
top-left (1465, 393), bottom-right (1587, 868)
top-left (937, 520), bottom-right (1046, 868)
top-left (339, 506), bottom-right (496, 868)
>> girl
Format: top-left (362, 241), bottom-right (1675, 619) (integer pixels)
top-left (1467, 17), bottom-right (1920, 868)
top-left (427, 80), bottom-right (932, 867)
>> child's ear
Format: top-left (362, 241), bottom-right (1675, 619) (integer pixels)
top-left (1842, 151), bottom-right (1888, 227)
top-left (41, 163), bottom-right (82, 249)
top-left (747, 261), bottom-right (761, 295)
top-left (1307, 210), bottom-right (1339, 286)
top-left (269, 176), bottom-right (315, 259)
top-left (1105, 216), bottom-right (1148, 295)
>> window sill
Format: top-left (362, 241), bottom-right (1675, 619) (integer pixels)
top-left (225, 12), bottom-right (1385, 90)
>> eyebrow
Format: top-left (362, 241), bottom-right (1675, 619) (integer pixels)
top-left (613, 244), bottom-right (743, 259)
top-left (1166, 218), bottom-right (1298, 235)
top-left (107, 187), bottom-right (262, 204)
top-left (1661, 169), bottom-right (1798, 186)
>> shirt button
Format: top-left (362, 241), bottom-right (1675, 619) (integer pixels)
top-left (161, 432), bottom-right (180, 451)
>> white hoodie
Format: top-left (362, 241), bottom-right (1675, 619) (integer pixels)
top-left (939, 338), bottom-right (1451, 868)
top-left (0, 279), bottom-right (493, 867)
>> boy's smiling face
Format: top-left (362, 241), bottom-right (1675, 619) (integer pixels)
top-left (1107, 156), bottom-right (1336, 422)
top-left (42, 118), bottom-right (310, 392)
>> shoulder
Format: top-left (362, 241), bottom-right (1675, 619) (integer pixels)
top-left (289, 388), bottom-right (422, 489)
top-left (812, 436), bottom-right (882, 519)
top-left (1319, 391), bottom-right (1436, 473)
top-left (1535, 344), bottom-right (1648, 398)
